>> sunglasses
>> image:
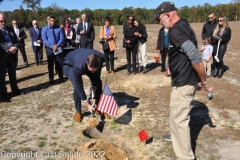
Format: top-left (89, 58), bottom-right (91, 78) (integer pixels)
top-left (0, 20), bottom-right (6, 23)
top-left (218, 20), bottom-right (222, 22)
top-left (208, 17), bottom-right (214, 19)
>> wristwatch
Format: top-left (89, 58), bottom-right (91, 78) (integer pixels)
top-left (201, 81), bottom-right (208, 86)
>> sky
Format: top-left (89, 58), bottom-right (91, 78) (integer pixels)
top-left (0, 0), bottom-right (231, 11)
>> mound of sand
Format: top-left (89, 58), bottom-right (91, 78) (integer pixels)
top-left (62, 139), bottom-right (137, 160)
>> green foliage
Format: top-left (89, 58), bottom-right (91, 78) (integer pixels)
top-left (2, 2), bottom-right (240, 28)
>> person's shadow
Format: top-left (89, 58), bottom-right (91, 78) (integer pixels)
top-left (190, 100), bottom-right (216, 158)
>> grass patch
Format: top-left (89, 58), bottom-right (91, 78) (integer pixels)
top-left (18, 138), bottom-right (32, 145)
top-left (39, 136), bottom-right (47, 141)
top-left (38, 141), bottom-right (46, 147)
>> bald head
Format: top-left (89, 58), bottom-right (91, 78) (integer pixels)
top-left (0, 13), bottom-right (6, 28)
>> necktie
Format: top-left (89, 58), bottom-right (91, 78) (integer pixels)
top-left (52, 27), bottom-right (57, 44)
top-left (1, 28), bottom-right (13, 46)
top-left (84, 22), bottom-right (87, 32)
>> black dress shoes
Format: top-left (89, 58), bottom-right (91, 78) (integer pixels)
top-left (59, 77), bottom-right (66, 82)
top-left (218, 69), bottom-right (223, 78)
top-left (212, 68), bottom-right (218, 77)
top-left (0, 93), bottom-right (11, 100)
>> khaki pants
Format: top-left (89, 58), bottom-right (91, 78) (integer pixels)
top-left (137, 40), bottom-right (147, 67)
top-left (170, 85), bottom-right (197, 160)
top-left (202, 60), bottom-right (211, 75)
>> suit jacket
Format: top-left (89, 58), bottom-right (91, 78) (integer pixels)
top-left (73, 24), bottom-right (80, 43)
top-left (77, 21), bottom-right (95, 44)
top-left (99, 25), bottom-right (117, 51)
top-left (29, 27), bottom-right (42, 47)
top-left (15, 27), bottom-right (27, 46)
top-left (62, 48), bottom-right (104, 101)
top-left (0, 26), bottom-right (18, 55)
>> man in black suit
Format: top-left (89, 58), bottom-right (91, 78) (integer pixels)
top-left (77, 14), bottom-right (95, 49)
top-left (29, 20), bottom-right (43, 65)
top-left (0, 13), bottom-right (24, 100)
top-left (62, 48), bottom-right (104, 122)
top-left (12, 19), bottom-right (29, 67)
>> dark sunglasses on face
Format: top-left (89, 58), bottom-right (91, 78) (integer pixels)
top-left (218, 20), bottom-right (222, 22)
top-left (0, 20), bottom-right (6, 23)
top-left (13, 23), bottom-right (17, 25)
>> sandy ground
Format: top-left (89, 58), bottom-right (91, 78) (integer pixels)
top-left (0, 22), bottom-right (240, 160)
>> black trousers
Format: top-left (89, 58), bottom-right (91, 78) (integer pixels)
top-left (126, 47), bottom-right (137, 72)
top-left (161, 48), bottom-right (169, 70)
top-left (46, 54), bottom-right (63, 80)
top-left (32, 46), bottom-right (43, 64)
top-left (212, 44), bottom-right (227, 70)
top-left (70, 78), bottom-right (102, 113)
top-left (17, 44), bottom-right (28, 64)
top-left (104, 49), bottom-right (114, 71)
top-left (0, 54), bottom-right (20, 95)
top-left (75, 43), bottom-right (80, 49)
top-left (80, 43), bottom-right (93, 49)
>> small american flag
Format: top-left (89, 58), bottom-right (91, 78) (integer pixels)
top-left (97, 83), bottom-right (118, 116)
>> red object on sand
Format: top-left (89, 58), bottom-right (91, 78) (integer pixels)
top-left (138, 130), bottom-right (148, 142)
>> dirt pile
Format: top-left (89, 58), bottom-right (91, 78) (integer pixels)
top-left (62, 139), bottom-right (137, 160)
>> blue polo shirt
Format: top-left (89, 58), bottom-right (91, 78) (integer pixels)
top-left (41, 24), bottom-right (64, 48)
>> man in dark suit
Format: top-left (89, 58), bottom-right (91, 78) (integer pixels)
top-left (77, 14), bottom-right (95, 49)
top-left (29, 20), bottom-right (43, 66)
top-left (12, 20), bottom-right (29, 67)
top-left (0, 13), bottom-right (24, 100)
top-left (62, 48), bottom-right (104, 122)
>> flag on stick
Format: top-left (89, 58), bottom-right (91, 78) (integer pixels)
top-left (97, 83), bottom-right (118, 116)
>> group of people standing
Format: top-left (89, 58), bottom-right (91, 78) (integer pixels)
top-left (152, 2), bottom-right (231, 160)
top-left (123, 16), bottom-right (148, 74)
top-left (201, 12), bottom-right (231, 78)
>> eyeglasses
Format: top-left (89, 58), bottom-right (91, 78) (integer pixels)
top-left (0, 20), bottom-right (6, 23)
top-left (218, 20), bottom-right (222, 22)
top-left (208, 17), bottom-right (214, 19)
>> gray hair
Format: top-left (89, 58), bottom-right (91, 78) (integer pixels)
top-left (32, 20), bottom-right (37, 24)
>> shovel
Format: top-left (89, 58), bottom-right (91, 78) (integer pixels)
top-left (214, 37), bottom-right (221, 63)
top-left (89, 86), bottom-right (96, 117)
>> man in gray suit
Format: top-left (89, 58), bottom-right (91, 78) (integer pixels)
top-left (73, 18), bottom-right (81, 49)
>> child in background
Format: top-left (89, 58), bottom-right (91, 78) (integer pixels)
top-left (200, 36), bottom-right (213, 78)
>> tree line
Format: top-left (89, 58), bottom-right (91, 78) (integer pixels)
top-left (1, 0), bottom-right (240, 28)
